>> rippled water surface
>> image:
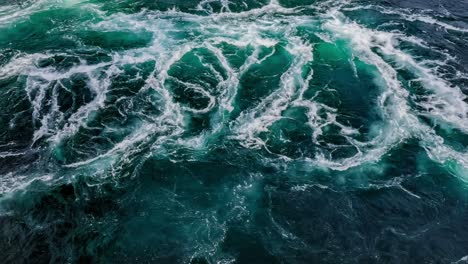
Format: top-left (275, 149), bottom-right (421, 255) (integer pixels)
top-left (1, 0), bottom-right (468, 263)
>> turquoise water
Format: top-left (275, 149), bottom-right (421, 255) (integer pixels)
top-left (0, 0), bottom-right (468, 263)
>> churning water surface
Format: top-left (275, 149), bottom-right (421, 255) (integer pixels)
top-left (0, 0), bottom-right (468, 263)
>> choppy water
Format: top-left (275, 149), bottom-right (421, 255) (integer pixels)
top-left (1, 0), bottom-right (468, 263)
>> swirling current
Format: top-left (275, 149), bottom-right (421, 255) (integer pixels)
top-left (1, 0), bottom-right (468, 263)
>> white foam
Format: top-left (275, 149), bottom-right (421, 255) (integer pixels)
top-left (321, 11), bottom-right (468, 171)
top-left (232, 36), bottom-right (313, 149)
top-left (0, 0), bottom-right (46, 27)
top-left (0, 53), bottom-right (49, 79)
top-left (0, 172), bottom-right (55, 198)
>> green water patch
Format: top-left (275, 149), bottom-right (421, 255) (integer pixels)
top-left (96, 157), bottom-right (262, 262)
top-left (214, 42), bottom-right (255, 71)
top-left (260, 107), bottom-right (318, 159)
top-left (295, 25), bottom-right (326, 44)
top-left (78, 30), bottom-right (153, 51)
top-left (165, 47), bottom-right (229, 134)
top-left (0, 5), bottom-right (152, 53)
top-left (93, 0), bottom-right (270, 15)
top-left (197, 0), bottom-right (270, 13)
top-left (0, 7), bottom-right (100, 53)
top-left (278, 0), bottom-right (317, 8)
top-left (166, 47), bottom-right (228, 93)
top-left (236, 44), bottom-right (292, 112)
top-left (309, 41), bottom-right (382, 131)
top-left (300, 42), bottom-right (383, 147)
top-left (91, 0), bottom-right (201, 14)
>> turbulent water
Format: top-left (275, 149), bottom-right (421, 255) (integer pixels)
top-left (1, 0), bottom-right (468, 262)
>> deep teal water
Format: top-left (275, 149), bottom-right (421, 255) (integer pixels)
top-left (0, 0), bottom-right (468, 263)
